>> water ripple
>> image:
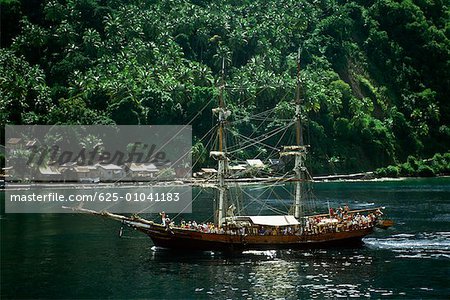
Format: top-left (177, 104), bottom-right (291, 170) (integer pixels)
top-left (364, 232), bottom-right (450, 259)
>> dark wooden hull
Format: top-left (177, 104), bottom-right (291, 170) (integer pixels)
top-left (133, 223), bottom-right (374, 252)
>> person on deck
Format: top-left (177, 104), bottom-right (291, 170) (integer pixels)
top-left (344, 204), bottom-right (350, 214)
top-left (337, 207), bottom-right (343, 219)
top-left (259, 226), bottom-right (265, 235)
top-left (159, 211), bottom-right (166, 226)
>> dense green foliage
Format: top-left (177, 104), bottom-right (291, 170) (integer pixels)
top-left (1, 0), bottom-right (449, 174)
top-left (375, 152), bottom-right (450, 177)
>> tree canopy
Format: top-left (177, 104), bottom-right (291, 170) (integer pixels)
top-left (1, 0), bottom-right (449, 174)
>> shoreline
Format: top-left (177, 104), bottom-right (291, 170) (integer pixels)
top-left (1, 174), bottom-right (448, 191)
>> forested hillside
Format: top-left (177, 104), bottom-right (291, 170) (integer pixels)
top-left (1, 0), bottom-right (449, 174)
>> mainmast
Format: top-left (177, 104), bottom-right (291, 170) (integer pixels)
top-left (294, 47), bottom-right (304, 220)
top-left (211, 58), bottom-right (229, 227)
top-left (281, 47), bottom-right (307, 221)
top-left (295, 47), bottom-right (304, 147)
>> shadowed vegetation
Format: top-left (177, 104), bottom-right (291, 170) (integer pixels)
top-left (1, 0), bottom-right (449, 174)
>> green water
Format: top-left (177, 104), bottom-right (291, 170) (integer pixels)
top-left (1, 178), bottom-right (450, 299)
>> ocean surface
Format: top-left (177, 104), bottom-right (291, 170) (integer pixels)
top-left (1, 178), bottom-right (449, 299)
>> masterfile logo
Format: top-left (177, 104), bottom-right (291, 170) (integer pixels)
top-left (5, 125), bottom-right (192, 182)
top-left (4, 125), bottom-right (192, 213)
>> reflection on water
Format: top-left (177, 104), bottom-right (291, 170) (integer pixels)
top-left (146, 239), bottom-right (448, 299)
top-left (148, 247), bottom-right (393, 299)
top-left (1, 178), bottom-right (450, 299)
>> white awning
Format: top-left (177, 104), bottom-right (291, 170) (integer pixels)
top-left (233, 215), bottom-right (299, 226)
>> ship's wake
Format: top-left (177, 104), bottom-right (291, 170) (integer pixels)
top-left (363, 232), bottom-right (450, 259)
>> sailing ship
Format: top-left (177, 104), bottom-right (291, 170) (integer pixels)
top-left (66, 50), bottom-right (392, 252)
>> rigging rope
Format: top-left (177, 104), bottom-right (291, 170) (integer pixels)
top-left (226, 122), bottom-right (295, 154)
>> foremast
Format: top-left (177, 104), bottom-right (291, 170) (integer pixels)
top-left (211, 58), bottom-right (229, 227)
top-left (281, 47), bottom-right (307, 222)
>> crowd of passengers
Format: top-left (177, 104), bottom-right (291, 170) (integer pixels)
top-left (158, 206), bottom-right (383, 235)
top-left (304, 210), bottom-right (381, 235)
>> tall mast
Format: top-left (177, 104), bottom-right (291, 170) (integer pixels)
top-left (219, 58), bottom-right (225, 152)
top-left (280, 47), bottom-right (306, 221)
top-left (211, 58), bottom-right (228, 227)
top-left (295, 47), bottom-right (304, 147)
top-left (294, 47), bottom-right (304, 220)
